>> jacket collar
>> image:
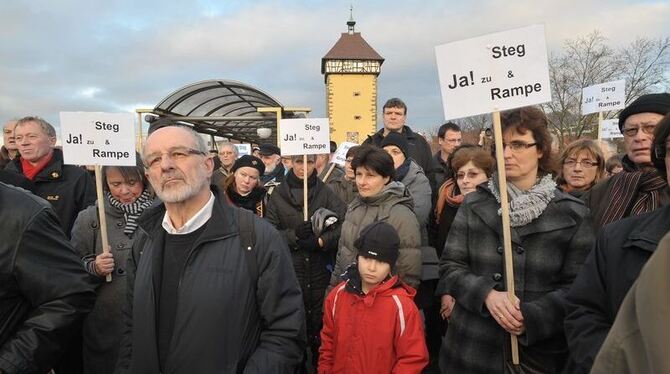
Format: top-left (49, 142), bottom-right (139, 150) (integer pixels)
top-left (622, 205), bottom-right (670, 253)
top-left (372, 125), bottom-right (419, 141)
top-left (467, 185), bottom-right (578, 245)
top-left (12, 148), bottom-right (65, 181)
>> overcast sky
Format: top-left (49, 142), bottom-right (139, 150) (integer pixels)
top-left (1, 0), bottom-right (668, 142)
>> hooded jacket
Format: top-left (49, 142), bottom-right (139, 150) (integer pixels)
top-left (318, 269), bottom-right (428, 374)
top-left (398, 160), bottom-right (431, 245)
top-left (331, 181), bottom-right (422, 289)
top-left (328, 175), bottom-right (358, 206)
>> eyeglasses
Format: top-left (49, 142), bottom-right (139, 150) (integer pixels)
top-left (564, 159), bottom-right (598, 168)
top-left (144, 147), bottom-right (205, 169)
top-left (623, 124), bottom-right (656, 137)
top-left (500, 141), bottom-right (537, 152)
top-left (456, 171), bottom-right (483, 180)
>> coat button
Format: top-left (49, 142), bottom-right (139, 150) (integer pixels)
top-left (492, 273), bottom-right (503, 281)
top-left (496, 246), bottom-right (503, 254)
top-left (305, 257), bottom-right (310, 262)
top-left (117, 268), bottom-right (125, 275)
top-left (516, 246), bottom-right (525, 254)
top-left (116, 221), bottom-right (124, 227)
top-left (116, 243), bottom-right (125, 249)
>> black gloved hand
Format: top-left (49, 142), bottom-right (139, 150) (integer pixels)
top-left (295, 221), bottom-right (314, 240)
top-left (297, 235), bottom-right (320, 251)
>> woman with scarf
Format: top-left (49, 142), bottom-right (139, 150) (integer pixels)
top-left (556, 139), bottom-right (606, 198)
top-left (221, 154), bottom-right (267, 217)
top-left (70, 162), bottom-right (154, 374)
top-left (265, 154), bottom-right (346, 372)
top-left (436, 106), bottom-right (594, 373)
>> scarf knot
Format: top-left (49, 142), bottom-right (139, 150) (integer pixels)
top-left (488, 174), bottom-right (556, 227)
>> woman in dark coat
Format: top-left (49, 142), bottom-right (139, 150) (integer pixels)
top-left (221, 155), bottom-right (267, 217)
top-left (436, 106), bottom-right (594, 373)
top-left (265, 153), bottom-right (346, 370)
top-left (70, 163), bottom-right (154, 374)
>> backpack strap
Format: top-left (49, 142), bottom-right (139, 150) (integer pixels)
top-left (238, 208), bottom-right (258, 282)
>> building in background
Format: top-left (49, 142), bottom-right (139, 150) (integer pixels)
top-left (321, 11), bottom-right (384, 145)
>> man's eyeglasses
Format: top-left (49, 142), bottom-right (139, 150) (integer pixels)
top-left (623, 124), bottom-right (656, 137)
top-left (144, 147), bottom-right (205, 169)
top-left (563, 159), bottom-right (598, 168)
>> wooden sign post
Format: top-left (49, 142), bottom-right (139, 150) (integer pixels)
top-left (436, 24), bottom-right (554, 365)
top-left (60, 112), bottom-right (137, 283)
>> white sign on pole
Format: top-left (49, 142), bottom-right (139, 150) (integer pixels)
top-left (600, 119), bottom-right (624, 139)
top-left (435, 24), bottom-right (552, 120)
top-left (60, 112), bottom-right (136, 166)
top-left (279, 118), bottom-right (330, 156)
top-left (581, 80), bottom-right (626, 115)
top-left (331, 142), bottom-right (358, 166)
top-left (234, 143), bottom-right (251, 157)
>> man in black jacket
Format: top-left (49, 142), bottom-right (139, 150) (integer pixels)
top-left (565, 112), bottom-right (670, 373)
top-left (0, 182), bottom-right (96, 374)
top-left (115, 125), bottom-right (305, 374)
top-left (6, 116), bottom-right (96, 236)
top-left (363, 98), bottom-right (438, 190)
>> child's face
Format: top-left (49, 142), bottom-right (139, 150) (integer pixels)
top-left (357, 256), bottom-right (391, 290)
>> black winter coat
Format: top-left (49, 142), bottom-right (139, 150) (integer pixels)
top-left (265, 171), bottom-right (346, 343)
top-left (114, 187), bottom-right (306, 374)
top-left (6, 148), bottom-right (96, 236)
top-left (0, 183), bottom-right (96, 374)
top-left (564, 205), bottom-right (670, 374)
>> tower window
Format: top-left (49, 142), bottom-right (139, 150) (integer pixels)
top-left (354, 115), bottom-right (362, 120)
top-left (353, 92), bottom-right (361, 96)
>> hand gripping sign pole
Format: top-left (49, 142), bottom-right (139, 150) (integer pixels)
top-left (492, 111), bottom-right (520, 364)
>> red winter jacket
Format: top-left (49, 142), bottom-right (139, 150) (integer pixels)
top-left (318, 275), bottom-right (428, 374)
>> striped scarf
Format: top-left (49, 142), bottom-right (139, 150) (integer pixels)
top-left (599, 169), bottom-right (667, 227)
top-left (106, 190), bottom-right (153, 237)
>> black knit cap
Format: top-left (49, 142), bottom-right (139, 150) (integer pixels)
top-left (258, 143), bottom-right (281, 156)
top-left (618, 93), bottom-right (670, 133)
top-left (380, 131), bottom-right (408, 157)
top-left (354, 221), bottom-right (400, 266)
top-left (232, 155), bottom-right (265, 176)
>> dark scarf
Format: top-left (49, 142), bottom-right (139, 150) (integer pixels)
top-left (282, 169), bottom-right (320, 207)
top-left (286, 168), bottom-right (318, 189)
top-left (107, 190), bottom-right (153, 237)
top-left (395, 158), bottom-right (411, 182)
top-left (226, 185), bottom-right (266, 213)
top-left (599, 168), bottom-right (668, 227)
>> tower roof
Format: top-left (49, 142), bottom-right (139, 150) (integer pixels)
top-left (321, 32), bottom-right (384, 73)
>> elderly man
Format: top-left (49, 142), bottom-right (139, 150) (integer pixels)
top-left (583, 93), bottom-right (670, 229)
top-left (115, 125), bottom-right (305, 374)
top-left (1, 119), bottom-right (18, 168)
top-left (258, 143), bottom-right (285, 186)
top-left (218, 143), bottom-right (238, 176)
top-left (0, 183), bottom-right (96, 374)
top-left (363, 98), bottom-right (436, 187)
top-left (6, 116), bottom-right (95, 236)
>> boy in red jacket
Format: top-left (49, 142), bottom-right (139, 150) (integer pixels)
top-left (318, 221), bottom-right (428, 374)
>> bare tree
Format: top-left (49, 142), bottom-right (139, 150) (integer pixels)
top-left (543, 31), bottom-right (670, 149)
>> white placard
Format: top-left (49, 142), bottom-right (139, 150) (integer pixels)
top-left (582, 80), bottom-right (626, 115)
top-left (600, 119), bottom-right (624, 139)
top-left (435, 24), bottom-right (552, 120)
top-left (279, 118), bottom-right (330, 156)
top-left (59, 112), bottom-right (136, 166)
top-left (331, 142), bottom-right (358, 166)
top-left (234, 143), bottom-right (251, 157)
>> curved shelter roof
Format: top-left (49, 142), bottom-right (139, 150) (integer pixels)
top-left (151, 79), bottom-right (303, 145)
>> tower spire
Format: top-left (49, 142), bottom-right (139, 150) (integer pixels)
top-left (347, 4), bottom-right (355, 34)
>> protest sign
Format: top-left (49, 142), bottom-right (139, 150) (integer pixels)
top-left (582, 80), bottom-right (626, 115)
top-left (279, 118), bottom-right (330, 156)
top-left (331, 142), bottom-right (358, 166)
top-left (600, 119), bottom-right (624, 139)
top-left (435, 24), bottom-right (551, 120)
top-left (234, 143), bottom-right (252, 157)
top-left (60, 112), bottom-right (136, 166)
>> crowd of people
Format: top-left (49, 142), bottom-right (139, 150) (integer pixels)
top-left (1, 93), bottom-right (670, 374)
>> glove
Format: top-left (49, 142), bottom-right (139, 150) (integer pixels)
top-left (295, 221), bottom-right (313, 240)
top-left (297, 235), bottom-right (320, 251)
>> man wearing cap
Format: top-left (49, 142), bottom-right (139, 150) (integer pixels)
top-left (583, 93), bottom-right (670, 229)
top-left (565, 110), bottom-right (670, 374)
top-left (258, 144), bottom-right (285, 186)
top-left (363, 98), bottom-right (438, 191)
top-left (265, 153), bottom-right (346, 371)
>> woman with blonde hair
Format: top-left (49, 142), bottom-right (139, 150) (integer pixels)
top-left (556, 139), bottom-right (605, 197)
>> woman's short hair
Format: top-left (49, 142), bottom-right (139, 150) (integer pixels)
top-left (450, 145), bottom-right (495, 177)
top-left (555, 139), bottom-right (606, 187)
top-left (351, 145), bottom-right (395, 180)
top-left (345, 145), bottom-right (360, 159)
top-left (102, 153), bottom-right (150, 193)
top-left (500, 106), bottom-right (555, 174)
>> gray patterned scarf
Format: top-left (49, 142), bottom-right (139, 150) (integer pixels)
top-left (488, 174), bottom-right (556, 227)
top-left (106, 190), bottom-right (153, 236)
